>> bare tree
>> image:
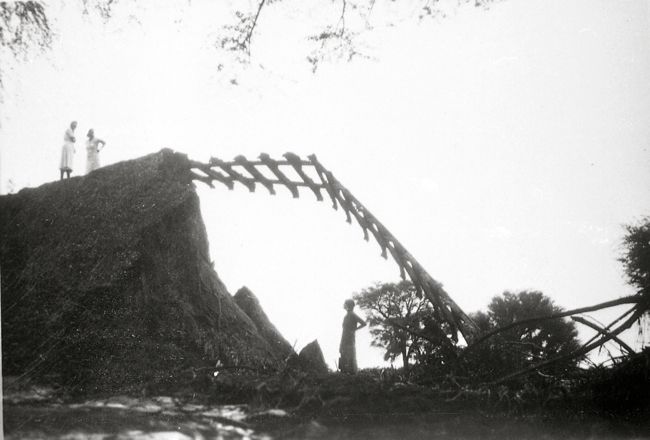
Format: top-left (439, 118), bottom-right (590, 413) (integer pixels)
top-left (0, 0), bottom-right (501, 81)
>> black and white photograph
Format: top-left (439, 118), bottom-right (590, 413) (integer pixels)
top-left (1, 0), bottom-right (649, 438)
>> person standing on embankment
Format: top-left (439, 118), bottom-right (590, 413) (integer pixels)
top-left (85, 128), bottom-right (106, 173)
top-left (339, 299), bottom-right (366, 374)
top-left (59, 120), bottom-right (77, 180)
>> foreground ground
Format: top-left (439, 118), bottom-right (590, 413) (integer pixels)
top-left (5, 357), bottom-right (650, 439)
top-left (6, 400), bottom-right (644, 440)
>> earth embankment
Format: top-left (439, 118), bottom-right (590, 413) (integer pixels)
top-left (0, 149), bottom-right (287, 394)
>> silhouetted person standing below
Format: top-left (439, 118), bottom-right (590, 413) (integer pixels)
top-left (85, 128), bottom-right (106, 173)
top-left (59, 121), bottom-right (77, 180)
top-left (339, 299), bottom-right (366, 374)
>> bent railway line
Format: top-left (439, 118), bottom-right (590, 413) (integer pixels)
top-left (189, 152), bottom-right (479, 346)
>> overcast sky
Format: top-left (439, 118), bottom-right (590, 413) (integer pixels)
top-left (1, 0), bottom-right (649, 368)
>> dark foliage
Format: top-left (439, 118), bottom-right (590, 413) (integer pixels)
top-left (353, 281), bottom-right (452, 372)
top-left (620, 216), bottom-right (650, 297)
top-left (580, 348), bottom-right (650, 419)
top-left (460, 291), bottom-right (581, 382)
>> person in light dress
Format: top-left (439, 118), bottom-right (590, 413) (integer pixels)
top-left (59, 121), bottom-right (77, 180)
top-left (85, 128), bottom-right (106, 174)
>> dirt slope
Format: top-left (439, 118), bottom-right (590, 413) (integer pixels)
top-left (234, 286), bottom-right (295, 360)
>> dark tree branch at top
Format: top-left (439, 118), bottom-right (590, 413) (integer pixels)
top-left (242, 0), bottom-right (266, 55)
top-left (338, 0), bottom-right (347, 37)
top-left (0, 1), bottom-right (50, 53)
top-left (306, 0), bottom-right (367, 72)
top-left (82, 0), bottom-right (116, 21)
top-left (0, 1), bottom-right (51, 88)
top-left (367, 0), bottom-right (376, 17)
top-left (1, 0), bottom-right (504, 84)
top-left (219, 0), bottom-right (268, 57)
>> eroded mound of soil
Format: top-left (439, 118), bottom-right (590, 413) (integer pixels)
top-left (234, 286), bottom-right (295, 360)
top-left (0, 149), bottom-right (285, 394)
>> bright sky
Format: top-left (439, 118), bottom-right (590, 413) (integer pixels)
top-left (1, 0), bottom-right (649, 368)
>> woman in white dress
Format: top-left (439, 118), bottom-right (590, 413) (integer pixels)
top-left (59, 121), bottom-right (77, 180)
top-left (86, 128), bottom-right (106, 174)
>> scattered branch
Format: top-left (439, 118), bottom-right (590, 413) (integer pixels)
top-left (571, 315), bottom-right (635, 355)
top-left (243, 0), bottom-right (267, 54)
top-left (490, 306), bottom-right (646, 384)
top-left (580, 305), bottom-right (637, 349)
top-left (467, 295), bottom-right (640, 351)
top-left (219, 0), bottom-right (267, 58)
top-left (306, 0), bottom-right (371, 72)
top-left (339, 0), bottom-right (347, 37)
top-left (82, 0), bottom-right (117, 21)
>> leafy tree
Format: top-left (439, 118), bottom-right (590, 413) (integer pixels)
top-left (619, 217), bottom-right (650, 297)
top-left (619, 217), bottom-right (650, 350)
top-left (464, 290), bottom-right (581, 380)
top-left (353, 280), bottom-right (453, 373)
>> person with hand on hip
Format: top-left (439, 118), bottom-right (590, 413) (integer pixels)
top-left (85, 128), bottom-right (106, 173)
top-left (339, 299), bottom-right (366, 374)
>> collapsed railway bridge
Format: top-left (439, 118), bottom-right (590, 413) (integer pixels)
top-left (188, 152), bottom-right (479, 346)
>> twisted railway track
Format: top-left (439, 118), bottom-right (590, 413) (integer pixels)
top-left (190, 152), bottom-right (479, 346)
